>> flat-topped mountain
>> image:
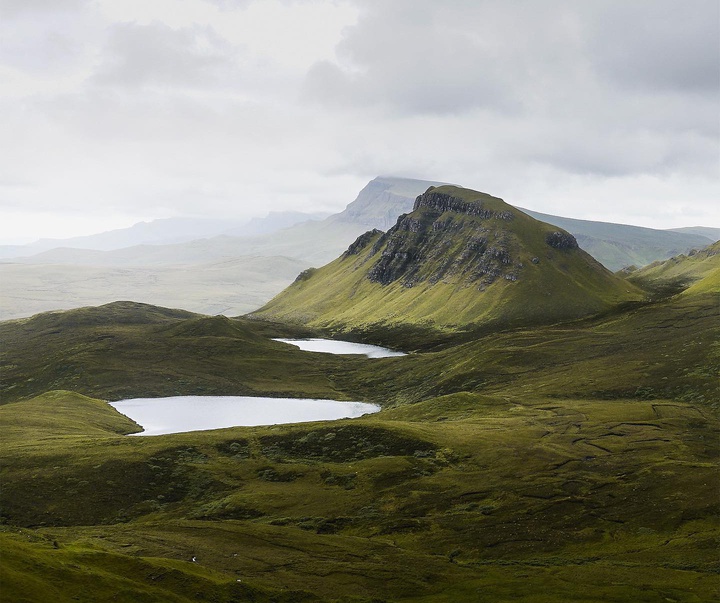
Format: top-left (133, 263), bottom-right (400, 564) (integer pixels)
top-left (328, 175), bottom-right (450, 230)
top-left (253, 185), bottom-right (643, 334)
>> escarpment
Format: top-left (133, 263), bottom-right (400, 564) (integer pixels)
top-left (365, 189), bottom-right (528, 288)
top-left (253, 185), bottom-right (643, 333)
top-left (413, 189), bottom-right (515, 220)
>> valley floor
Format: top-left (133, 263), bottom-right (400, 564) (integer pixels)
top-left (0, 290), bottom-right (718, 602)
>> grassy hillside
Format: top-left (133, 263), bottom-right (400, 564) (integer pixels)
top-left (625, 240), bottom-right (720, 297)
top-left (521, 208), bottom-right (715, 271)
top-left (0, 301), bottom-right (359, 403)
top-left (254, 186), bottom-right (643, 335)
top-left (1, 246), bottom-right (718, 601)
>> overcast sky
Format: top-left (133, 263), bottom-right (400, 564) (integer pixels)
top-left (1, 0), bottom-right (718, 244)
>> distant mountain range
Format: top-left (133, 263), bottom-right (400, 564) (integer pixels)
top-left (0, 211), bottom-right (329, 259)
top-left (519, 209), bottom-right (718, 271)
top-left (0, 177), bottom-right (440, 320)
top-left (0, 176), bottom-right (716, 321)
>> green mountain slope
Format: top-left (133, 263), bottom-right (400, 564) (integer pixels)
top-left (622, 240), bottom-right (720, 299)
top-left (668, 225), bottom-right (720, 241)
top-left (519, 208), bottom-right (715, 271)
top-left (253, 185), bottom-right (643, 334)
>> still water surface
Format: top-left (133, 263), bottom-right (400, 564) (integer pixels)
top-left (110, 339), bottom-right (398, 436)
top-left (273, 338), bottom-right (406, 358)
top-left (110, 396), bottom-right (380, 436)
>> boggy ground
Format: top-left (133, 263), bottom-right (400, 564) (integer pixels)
top-left (0, 289), bottom-right (718, 602)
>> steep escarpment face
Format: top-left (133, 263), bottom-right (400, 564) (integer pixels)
top-left (362, 190), bottom-right (523, 288)
top-left (344, 186), bottom-right (581, 291)
top-left (253, 185), bottom-right (641, 334)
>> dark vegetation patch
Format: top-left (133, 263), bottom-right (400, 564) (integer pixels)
top-left (259, 425), bottom-right (437, 463)
top-left (320, 470), bottom-right (357, 489)
top-left (215, 439), bottom-right (251, 459)
top-left (256, 466), bottom-right (304, 482)
top-left (1, 447), bottom-right (224, 527)
top-left (625, 272), bottom-right (696, 300)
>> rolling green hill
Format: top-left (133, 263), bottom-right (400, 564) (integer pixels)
top-left (253, 186), bottom-right (643, 335)
top-left (1, 279), bottom-right (718, 601)
top-left (1, 232), bottom-right (718, 600)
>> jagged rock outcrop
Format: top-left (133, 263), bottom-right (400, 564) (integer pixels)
top-left (294, 267), bottom-right (317, 282)
top-left (413, 190), bottom-right (515, 221)
top-left (366, 190), bottom-right (520, 288)
top-left (344, 229), bottom-right (383, 257)
top-left (546, 231), bottom-right (579, 250)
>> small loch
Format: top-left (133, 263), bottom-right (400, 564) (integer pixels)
top-left (110, 396), bottom-right (381, 436)
top-left (273, 338), bottom-right (406, 358)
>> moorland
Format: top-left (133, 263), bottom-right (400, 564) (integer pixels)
top-left (1, 187), bottom-right (718, 602)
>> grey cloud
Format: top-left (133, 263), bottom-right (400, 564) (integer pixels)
top-left (0, 0), bottom-right (88, 18)
top-left (200, 0), bottom-right (254, 9)
top-left (303, 1), bottom-right (527, 115)
top-left (586, 0), bottom-right (720, 94)
top-left (304, 0), bottom-right (719, 112)
top-left (302, 0), bottom-right (719, 180)
top-left (91, 22), bottom-right (241, 89)
top-left (0, 0), bottom-right (93, 74)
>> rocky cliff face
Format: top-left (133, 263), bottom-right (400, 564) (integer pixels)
top-left (412, 189), bottom-right (515, 221)
top-left (357, 189), bottom-right (571, 289)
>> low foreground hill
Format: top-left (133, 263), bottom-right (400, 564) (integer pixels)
top-left (253, 185), bottom-right (643, 336)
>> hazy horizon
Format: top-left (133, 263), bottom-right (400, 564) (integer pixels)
top-left (2, 0), bottom-right (718, 244)
top-left (2, 175), bottom-right (719, 248)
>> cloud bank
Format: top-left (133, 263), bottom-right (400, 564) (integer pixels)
top-left (0, 0), bottom-right (717, 242)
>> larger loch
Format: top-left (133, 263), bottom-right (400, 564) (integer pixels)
top-left (110, 339), bottom-right (404, 435)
